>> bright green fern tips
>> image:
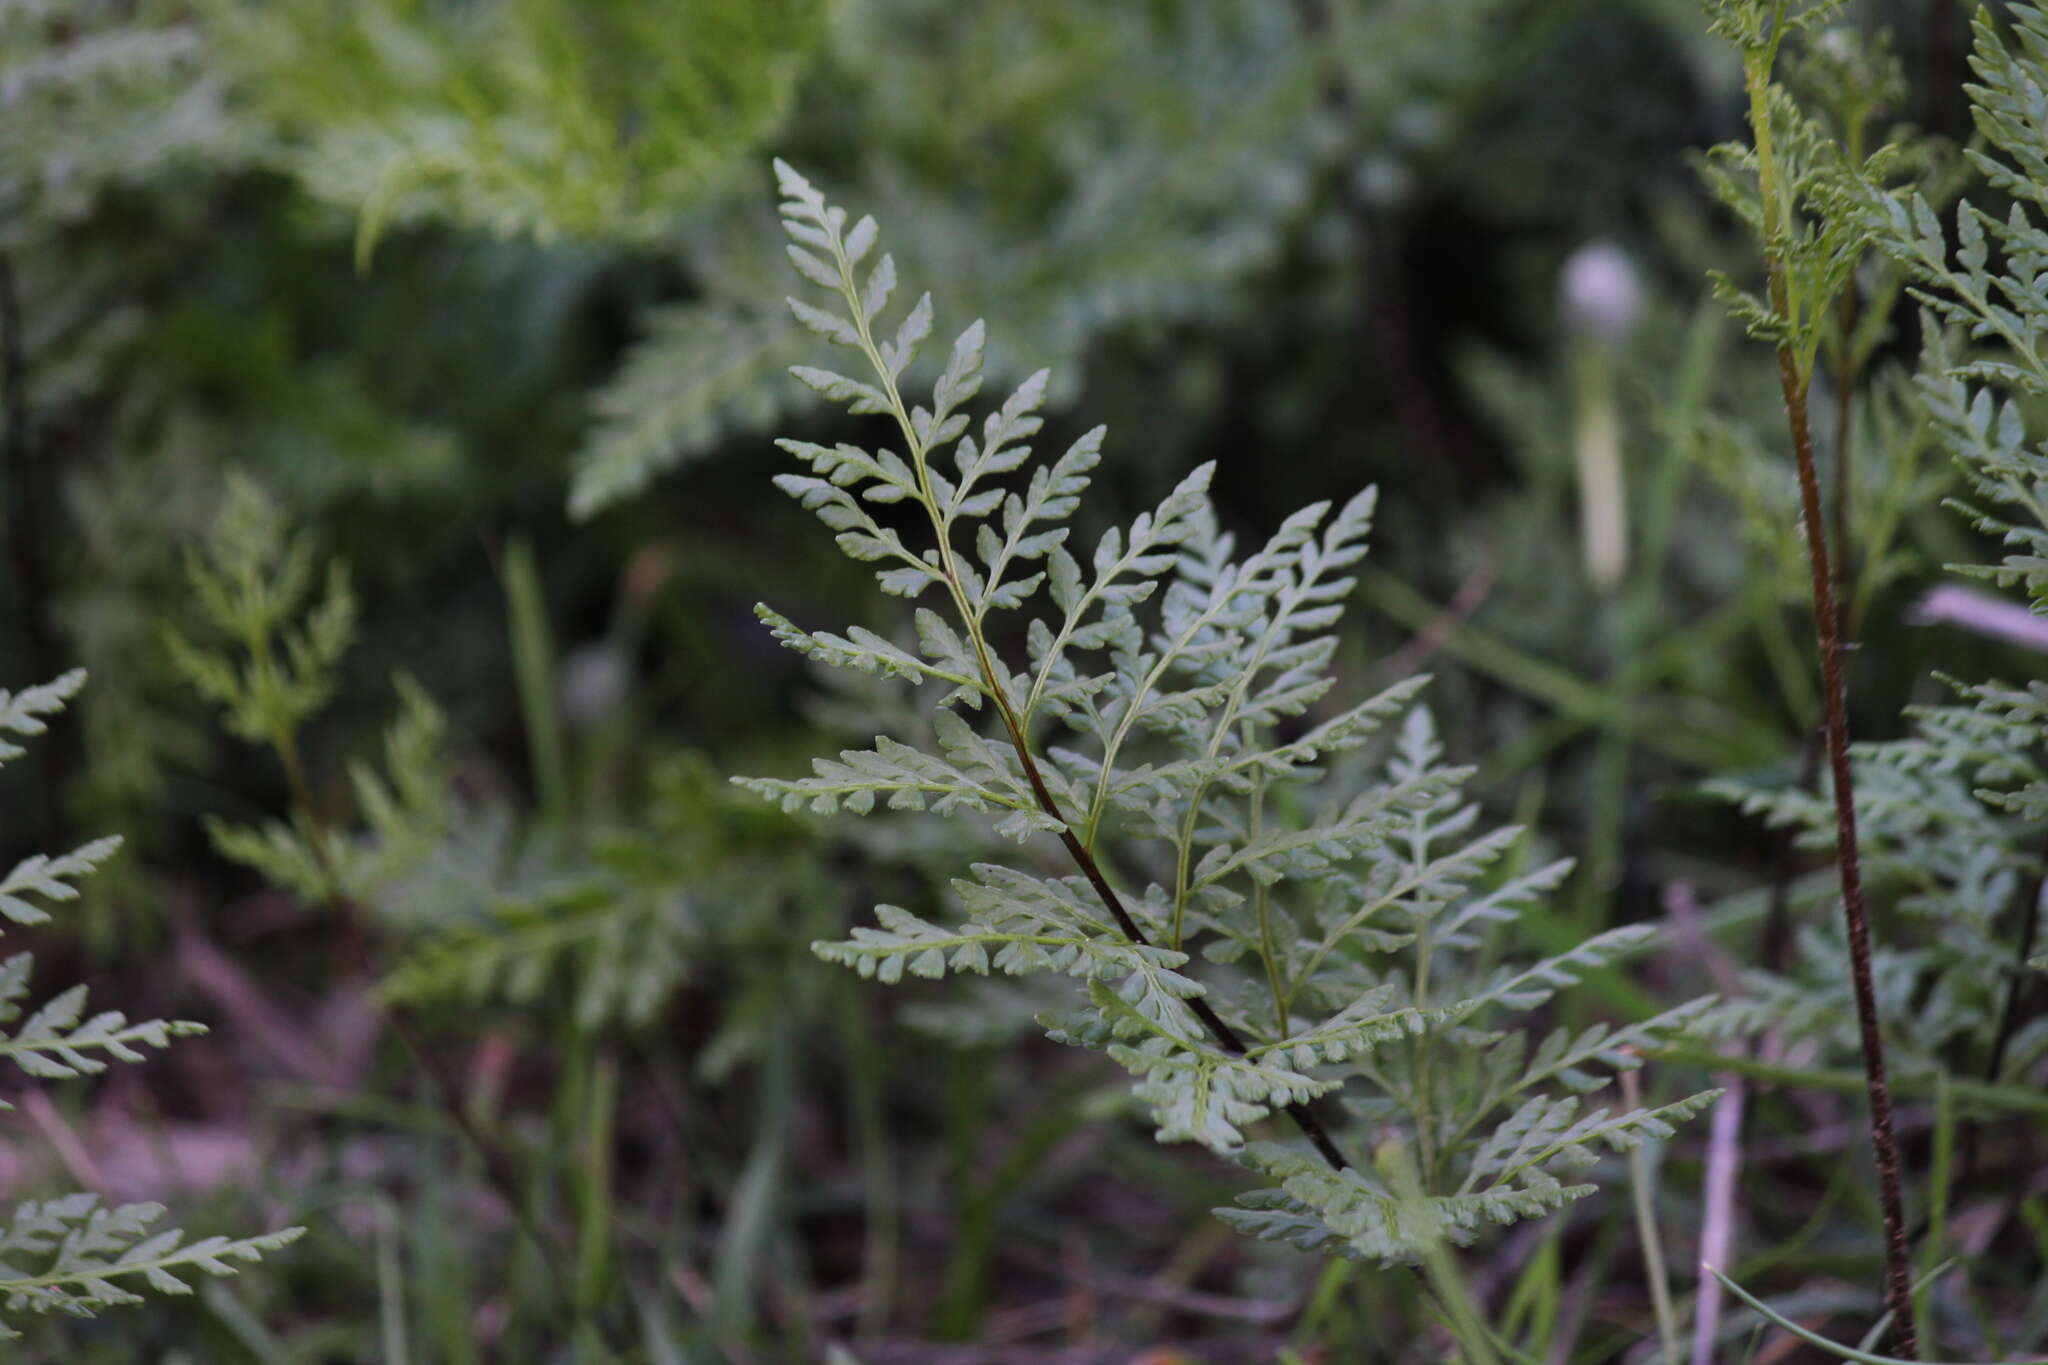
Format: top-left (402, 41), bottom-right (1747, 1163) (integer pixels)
top-left (163, 475), bottom-right (356, 756)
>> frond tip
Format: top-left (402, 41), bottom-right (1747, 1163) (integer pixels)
top-left (0, 1197), bottom-right (304, 1336)
top-left (0, 670), bottom-right (86, 767)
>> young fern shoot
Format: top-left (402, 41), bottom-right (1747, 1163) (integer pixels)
top-left (739, 162), bottom-right (1713, 1262)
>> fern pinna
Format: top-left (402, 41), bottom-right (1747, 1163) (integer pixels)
top-left (0, 672), bottom-right (300, 1334)
top-left (738, 162), bottom-right (1712, 1262)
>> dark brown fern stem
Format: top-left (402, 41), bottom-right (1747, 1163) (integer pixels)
top-left (1744, 38), bottom-right (1917, 1348)
top-left (1771, 337), bottom-right (1918, 1357)
top-left (1761, 290), bottom-right (1866, 973)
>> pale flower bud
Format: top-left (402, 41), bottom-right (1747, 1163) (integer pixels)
top-left (1560, 242), bottom-right (1642, 347)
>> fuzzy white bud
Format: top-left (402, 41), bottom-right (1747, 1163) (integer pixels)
top-left (1560, 242), bottom-right (1642, 346)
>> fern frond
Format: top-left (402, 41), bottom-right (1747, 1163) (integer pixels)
top-left (164, 476), bottom-right (356, 749)
top-left (0, 837), bottom-right (122, 928)
top-left (1217, 1144), bottom-right (1588, 1265)
top-left (748, 164), bottom-right (1710, 1251)
top-left (1857, 5), bottom-right (2048, 612)
top-left (381, 859), bottom-right (691, 1034)
top-left (734, 722), bottom-right (1058, 840)
top-left (0, 1197), bottom-right (303, 1337)
top-left (0, 965), bottom-right (204, 1083)
top-left (0, 672), bottom-right (302, 1326)
top-left (1109, 1036), bottom-right (1336, 1152)
top-left (1463, 1090), bottom-right (1722, 1190)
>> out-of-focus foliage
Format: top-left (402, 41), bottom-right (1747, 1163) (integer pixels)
top-left (208, 0), bottom-right (825, 257)
top-left (168, 478), bottom-right (452, 905)
top-left (0, 1), bottom-right (256, 838)
top-left (381, 755), bottom-right (818, 1044)
top-left (0, 0), bottom-right (249, 233)
top-left (565, 0), bottom-right (1522, 518)
top-left (166, 477), bottom-right (357, 755)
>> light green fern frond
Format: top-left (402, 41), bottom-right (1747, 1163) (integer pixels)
top-left (0, 671), bottom-right (88, 767)
top-left (740, 163), bottom-right (1712, 1262)
top-left (164, 475), bottom-right (356, 752)
top-left (1857, 5), bottom-right (2048, 616)
top-left (1708, 3), bottom-right (2048, 1095)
